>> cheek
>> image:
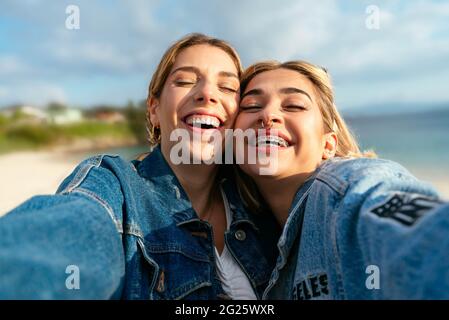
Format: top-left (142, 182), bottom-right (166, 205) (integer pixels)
top-left (158, 105), bottom-right (175, 126)
top-left (290, 114), bottom-right (324, 147)
top-left (234, 113), bottom-right (253, 129)
top-left (304, 116), bottom-right (327, 154)
top-left (158, 94), bottom-right (182, 124)
top-left (224, 96), bottom-right (239, 117)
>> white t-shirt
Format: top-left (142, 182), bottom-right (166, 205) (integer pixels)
top-left (214, 188), bottom-right (257, 300)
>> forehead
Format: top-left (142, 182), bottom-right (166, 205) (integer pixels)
top-left (245, 68), bottom-right (315, 96)
top-left (172, 44), bottom-right (238, 74)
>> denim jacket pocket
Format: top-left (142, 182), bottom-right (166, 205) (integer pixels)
top-left (140, 240), bottom-right (213, 300)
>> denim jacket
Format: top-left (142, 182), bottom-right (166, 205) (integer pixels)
top-left (0, 146), bottom-right (280, 299)
top-left (263, 157), bottom-right (449, 300)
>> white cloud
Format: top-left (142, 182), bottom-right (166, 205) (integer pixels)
top-left (331, 2), bottom-right (449, 75)
top-left (50, 42), bottom-right (134, 72)
top-left (123, 0), bottom-right (161, 35)
top-left (1, 0), bottom-right (449, 109)
top-left (0, 83), bottom-right (67, 107)
top-left (0, 56), bottom-right (30, 76)
top-left (0, 86), bottom-right (9, 98)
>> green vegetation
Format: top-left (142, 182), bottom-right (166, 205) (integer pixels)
top-left (60, 122), bottom-right (133, 138)
top-left (123, 100), bottom-right (147, 144)
top-left (0, 101), bottom-right (149, 154)
top-left (0, 114), bottom-right (7, 126)
top-left (0, 119), bottom-right (136, 154)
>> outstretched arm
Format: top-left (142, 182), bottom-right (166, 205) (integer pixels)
top-left (0, 158), bottom-right (126, 299)
top-left (341, 181), bottom-right (449, 299)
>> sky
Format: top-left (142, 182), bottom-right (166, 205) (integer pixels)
top-left (1, 0), bottom-right (449, 114)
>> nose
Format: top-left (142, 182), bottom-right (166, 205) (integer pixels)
top-left (193, 80), bottom-right (218, 105)
top-left (258, 102), bottom-right (283, 128)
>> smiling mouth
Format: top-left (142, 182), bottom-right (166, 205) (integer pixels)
top-left (183, 114), bottom-right (223, 129)
top-left (252, 135), bottom-right (291, 148)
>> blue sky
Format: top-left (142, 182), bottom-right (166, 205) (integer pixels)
top-left (1, 0), bottom-right (449, 113)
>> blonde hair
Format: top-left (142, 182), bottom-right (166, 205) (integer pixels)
top-left (145, 33), bottom-right (243, 146)
top-left (237, 60), bottom-right (376, 213)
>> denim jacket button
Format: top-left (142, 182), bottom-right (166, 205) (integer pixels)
top-left (235, 230), bottom-right (246, 241)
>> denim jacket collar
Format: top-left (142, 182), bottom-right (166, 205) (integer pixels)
top-left (276, 166), bottom-right (326, 266)
top-left (276, 180), bottom-right (312, 263)
top-left (135, 146), bottom-right (257, 231)
top-left (135, 146), bottom-right (197, 225)
top-left (219, 170), bottom-right (259, 232)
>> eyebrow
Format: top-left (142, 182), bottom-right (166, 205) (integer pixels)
top-left (170, 66), bottom-right (238, 79)
top-left (218, 71), bottom-right (239, 79)
top-left (279, 87), bottom-right (313, 102)
top-left (242, 87), bottom-right (313, 102)
top-left (241, 88), bottom-right (263, 100)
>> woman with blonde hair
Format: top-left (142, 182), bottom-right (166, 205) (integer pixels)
top-left (235, 60), bottom-right (449, 299)
top-left (0, 34), bottom-right (279, 299)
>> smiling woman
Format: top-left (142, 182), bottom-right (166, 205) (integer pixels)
top-left (0, 34), bottom-right (280, 300)
top-left (234, 60), bottom-right (449, 299)
top-left (147, 44), bottom-right (240, 165)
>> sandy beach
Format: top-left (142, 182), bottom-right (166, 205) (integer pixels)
top-left (0, 150), bottom-right (81, 216)
top-left (406, 168), bottom-right (449, 201)
top-left (0, 136), bottom-right (139, 216)
top-left (1, 149), bottom-right (448, 217)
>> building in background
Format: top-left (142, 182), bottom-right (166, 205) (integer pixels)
top-left (47, 108), bottom-right (83, 125)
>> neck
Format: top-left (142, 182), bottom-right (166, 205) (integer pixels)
top-left (253, 172), bottom-right (312, 226)
top-left (161, 147), bottom-right (219, 220)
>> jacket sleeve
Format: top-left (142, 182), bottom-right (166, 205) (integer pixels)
top-left (0, 156), bottom-right (126, 299)
top-left (338, 162), bottom-right (449, 299)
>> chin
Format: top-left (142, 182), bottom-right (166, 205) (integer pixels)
top-left (239, 162), bottom-right (282, 179)
top-left (189, 140), bottom-right (221, 164)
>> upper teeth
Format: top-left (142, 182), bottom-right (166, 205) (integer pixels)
top-left (256, 135), bottom-right (289, 147)
top-left (186, 115), bottom-right (221, 128)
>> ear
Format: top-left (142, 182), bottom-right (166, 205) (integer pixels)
top-left (322, 132), bottom-right (337, 160)
top-left (147, 97), bottom-right (160, 127)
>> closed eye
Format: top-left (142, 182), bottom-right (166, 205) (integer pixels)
top-left (220, 86), bottom-right (238, 93)
top-left (284, 105), bottom-right (307, 111)
top-left (175, 80), bottom-right (196, 86)
top-left (240, 105), bottom-right (261, 112)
